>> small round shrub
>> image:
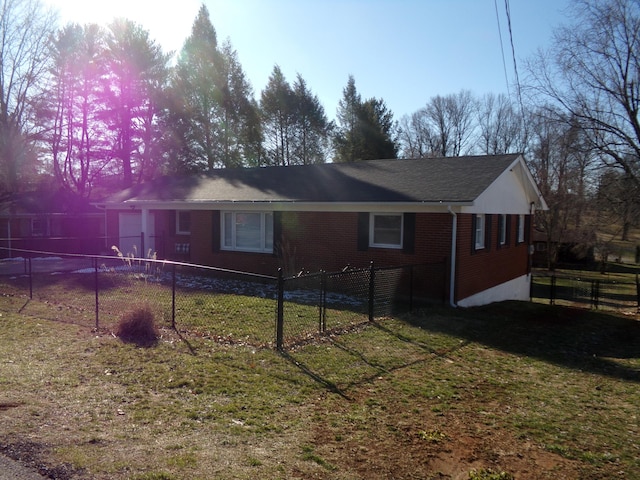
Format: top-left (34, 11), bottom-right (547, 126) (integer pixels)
top-left (116, 304), bottom-right (158, 347)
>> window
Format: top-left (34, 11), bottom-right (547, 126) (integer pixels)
top-left (498, 214), bottom-right (507, 246)
top-left (369, 213), bottom-right (403, 248)
top-left (474, 214), bottom-right (485, 249)
top-left (31, 217), bottom-right (48, 237)
top-left (517, 214), bottom-right (525, 243)
top-left (221, 211), bottom-right (273, 253)
top-left (176, 211), bottom-right (191, 235)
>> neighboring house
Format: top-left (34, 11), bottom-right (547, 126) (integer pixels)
top-left (0, 190), bottom-right (105, 258)
top-left (101, 154), bottom-right (547, 307)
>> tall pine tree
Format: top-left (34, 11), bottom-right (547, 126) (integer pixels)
top-left (169, 5), bottom-right (224, 171)
top-left (290, 74), bottom-right (331, 165)
top-left (334, 75), bottom-right (398, 162)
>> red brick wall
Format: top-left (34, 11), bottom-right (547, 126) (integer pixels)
top-left (106, 209), bottom-right (531, 302)
top-left (455, 214), bottom-right (530, 302)
top-left (276, 211), bottom-right (452, 274)
top-left (189, 210), bottom-right (453, 276)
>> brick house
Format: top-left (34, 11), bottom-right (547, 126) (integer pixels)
top-left (101, 154), bottom-right (547, 307)
top-left (0, 190), bottom-right (104, 258)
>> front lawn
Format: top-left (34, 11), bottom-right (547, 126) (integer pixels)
top-left (0, 294), bottom-right (638, 479)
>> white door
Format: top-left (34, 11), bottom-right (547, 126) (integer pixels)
top-left (118, 212), bottom-right (155, 258)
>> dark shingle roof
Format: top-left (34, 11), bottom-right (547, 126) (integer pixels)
top-left (108, 154), bottom-right (521, 205)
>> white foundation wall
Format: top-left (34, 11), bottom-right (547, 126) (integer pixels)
top-left (456, 274), bottom-right (531, 308)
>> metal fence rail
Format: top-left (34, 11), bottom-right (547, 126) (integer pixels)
top-left (0, 248), bottom-right (447, 350)
top-left (531, 272), bottom-right (640, 312)
top-left (277, 262), bottom-right (447, 349)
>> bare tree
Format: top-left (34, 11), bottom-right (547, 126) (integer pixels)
top-left (477, 93), bottom-right (527, 155)
top-left (0, 0), bottom-right (56, 197)
top-left (399, 90), bottom-right (476, 158)
top-left (528, 108), bottom-right (596, 268)
top-left (44, 23), bottom-right (111, 198)
top-left (526, 0), bottom-right (640, 184)
top-left (597, 168), bottom-right (640, 241)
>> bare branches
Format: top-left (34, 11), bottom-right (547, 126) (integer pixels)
top-left (527, 0), bottom-right (640, 183)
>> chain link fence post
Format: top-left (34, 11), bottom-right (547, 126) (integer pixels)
top-left (368, 261), bottom-right (375, 322)
top-left (276, 268), bottom-right (284, 351)
top-left (172, 263), bottom-right (177, 329)
top-left (94, 257), bottom-right (99, 330)
top-left (28, 257), bottom-right (33, 299)
top-left (319, 270), bottom-right (326, 333)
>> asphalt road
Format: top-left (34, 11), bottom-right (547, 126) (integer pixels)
top-left (0, 455), bottom-right (45, 480)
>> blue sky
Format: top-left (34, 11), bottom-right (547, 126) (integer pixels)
top-left (45, 0), bottom-right (570, 122)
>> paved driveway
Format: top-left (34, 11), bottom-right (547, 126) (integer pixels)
top-left (0, 455), bottom-right (44, 479)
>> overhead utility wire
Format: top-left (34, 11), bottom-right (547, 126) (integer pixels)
top-left (494, 0), bottom-right (511, 97)
top-left (504, 0), bottom-right (527, 120)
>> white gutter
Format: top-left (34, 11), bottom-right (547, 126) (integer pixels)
top-left (448, 206), bottom-right (457, 308)
top-left (99, 200), bottom-right (473, 214)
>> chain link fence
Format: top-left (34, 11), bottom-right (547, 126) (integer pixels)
top-left (277, 262), bottom-right (447, 349)
top-left (531, 271), bottom-right (640, 313)
top-left (1, 249), bottom-right (447, 350)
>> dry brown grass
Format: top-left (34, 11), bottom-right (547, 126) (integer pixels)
top-left (115, 303), bottom-right (159, 347)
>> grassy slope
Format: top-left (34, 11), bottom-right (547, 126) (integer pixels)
top-left (0, 298), bottom-right (638, 479)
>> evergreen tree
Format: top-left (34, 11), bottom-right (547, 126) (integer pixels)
top-left (260, 65), bottom-right (294, 166)
top-left (218, 40), bottom-right (262, 167)
top-left (334, 75), bottom-right (361, 162)
top-left (290, 74), bottom-right (331, 165)
top-left (357, 98), bottom-right (398, 160)
top-left (169, 4), bottom-right (224, 171)
top-left (103, 18), bottom-right (170, 187)
top-left (45, 23), bottom-right (111, 197)
top-left (334, 75), bottom-right (398, 161)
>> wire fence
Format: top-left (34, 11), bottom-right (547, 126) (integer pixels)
top-left (277, 262), bottom-right (447, 349)
top-left (0, 249), bottom-right (447, 350)
top-left (531, 271), bottom-right (640, 313)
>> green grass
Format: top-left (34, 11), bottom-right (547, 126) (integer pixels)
top-left (0, 272), bottom-right (368, 348)
top-left (0, 288), bottom-right (638, 478)
top-left (532, 264), bottom-right (640, 311)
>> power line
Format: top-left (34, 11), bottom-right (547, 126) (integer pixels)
top-left (504, 0), bottom-right (526, 119)
top-left (494, 0), bottom-right (511, 97)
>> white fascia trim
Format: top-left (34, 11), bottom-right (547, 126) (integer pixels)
top-left (102, 201), bottom-right (472, 213)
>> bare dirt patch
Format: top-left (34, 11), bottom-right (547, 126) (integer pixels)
top-left (310, 383), bottom-right (581, 480)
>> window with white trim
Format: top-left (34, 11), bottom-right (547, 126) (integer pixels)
top-left (517, 214), bottom-right (525, 243)
top-left (31, 217), bottom-right (48, 237)
top-left (222, 211), bottom-right (273, 253)
top-left (475, 214), bottom-right (485, 249)
top-left (499, 214), bottom-right (507, 246)
top-left (369, 213), bottom-right (403, 249)
top-left (176, 211), bottom-right (191, 234)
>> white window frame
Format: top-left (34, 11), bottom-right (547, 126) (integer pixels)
top-left (31, 217), bottom-right (48, 237)
top-left (221, 211), bottom-right (273, 253)
top-left (176, 210), bottom-right (191, 235)
top-left (517, 214), bottom-right (525, 243)
top-left (369, 213), bottom-right (403, 249)
top-left (475, 214), bottom-right (485, 250)
top-left (499, 214), bottom-right (507, 246)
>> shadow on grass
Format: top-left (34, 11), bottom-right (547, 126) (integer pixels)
top-left (279, 351), bottom-right (351, 400)
top-left (409, 301), bottom-right (640, 382)
top-left (279, 319), bottom-right (473, 395)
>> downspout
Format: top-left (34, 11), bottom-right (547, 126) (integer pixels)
top-left (448, 206), bottom-right (457, 308)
